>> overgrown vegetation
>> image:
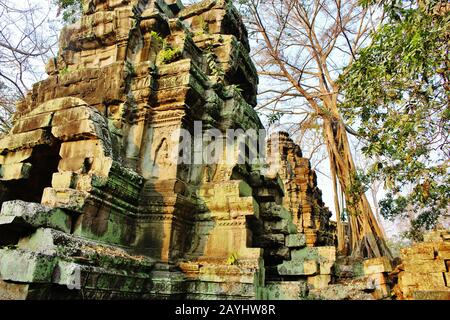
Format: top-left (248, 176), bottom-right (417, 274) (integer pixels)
top-left (340, 0), bottom-right (450, 241)
top-left (241, 0), bottom-right (392, 258)
top-left (151, 31), bottom-right (182, 64)
top-left (205, 45), bottom-right (225, 82)
top-left (55, 0), bottom-right (83, 24)
top-left (158, 47), bottom-right (182, 64)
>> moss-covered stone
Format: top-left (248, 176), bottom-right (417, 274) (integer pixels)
top-left (264, 281), bottom-right (308, 300)
top-left (0, 248), bottom-right (57, 283)
top-left (0, 200), bottom-right (71, 233)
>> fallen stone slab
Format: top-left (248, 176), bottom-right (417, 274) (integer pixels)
top-left (0, 200), bottom-right (71, 233)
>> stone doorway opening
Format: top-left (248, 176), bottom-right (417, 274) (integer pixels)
top-left (4, 141), bottom-right (62, 203)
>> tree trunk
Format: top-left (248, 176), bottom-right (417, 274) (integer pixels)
top-left (323, 118), bottom-right (392, 259)
top-left (329, 152), bottom-right (346, 253)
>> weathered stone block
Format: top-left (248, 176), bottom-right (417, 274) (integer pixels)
top-left (264, 280), bottom-right (308, 300)
top-left (367, 272), bottom-right (388, 286)
top-left (403, 259), bottom-right (447, 273)
top-left (285, 233), bottom-right (306, 248)
top-left (0, 280), bottom-right (29, 300)
top-left (319, 261), bottom-right (334, 275)
top-left (51, 172), bottom-right (77, 189)
top-left (399, 271), bottom-right (446, 289)
top-left (12, 113), bottom-right (53, 134)
top-left (363, 256), bottom-right (392, 275)
top-left (290, 246), bottom-right (336, 263)
top-left (0, 248), bottom-right (56, 283)
top-left (41, 188), bottom-right (89, 211)
top-left (17, 228), bottom-right (59, 256)
top-left (264, 219), bottom-right (290, 235)
top-left (0, 200), bottom-right (71, 233)
top-left (58, 140), bottom-right (112, 176)
top-left (307, 274), bottom-right (331, 289)
top-left (59, 139), bottom-right (105, 159)
top-left (277, 260), bottom-right (318, 276)
top-left (228, 196), bottom-right (258, 218)
top-left (58, 157), bottom-right (87, 173)
top-left (52, 119), bottom-right (103, 141)
top-left (52, 105), bottom-right (97, 125)
top-left (270, 247), bottom-right (290, 260)
top-left (401, 243), bottom-right (435, 260)
top-left (0, 129), bottom-right (52, 152)
top-left (75, 174), bottom-right (94, 191)
top-left (317, 246), bottom-right (336, 262)
top-left (437, 243), bottom-right (450, 259)
top-left (260, 203), bottom-right (291, 221)
top-left (28, 97), bottom-right (86, 116)
top-left (412, 290), bottom-right (450, 300)
top-left (0, 149), bottom-right (32, 165)
top-left (52, 261), bottom-right (82, 289)
top-left (255, 234), bottom-right (285, 247)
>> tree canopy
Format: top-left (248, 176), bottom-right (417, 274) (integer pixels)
top-left (339, 0), bottom-right (449, 240)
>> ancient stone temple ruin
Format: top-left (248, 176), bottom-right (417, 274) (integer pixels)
top-left (0, 0), bottom-right (336, 299)
top-left (0, 0), bottom-right (448, 300)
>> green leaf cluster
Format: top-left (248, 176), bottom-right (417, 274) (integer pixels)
top-left (226, 252), bottom-right (239, 265)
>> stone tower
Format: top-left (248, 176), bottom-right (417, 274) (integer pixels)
top-left (0, 0), bottom-right (335, 299)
